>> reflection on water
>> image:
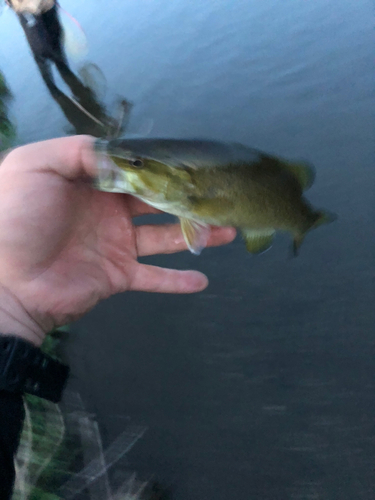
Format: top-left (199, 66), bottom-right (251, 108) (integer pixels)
top-left (7, 0), bottom-right (131, 138)
top-left (14, 3), bottom-right (72, 93)
top-left (48, 72), bottom-right (131, 138)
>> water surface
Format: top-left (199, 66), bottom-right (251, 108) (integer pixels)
top-left (1, 1), bottom-right (374, 498)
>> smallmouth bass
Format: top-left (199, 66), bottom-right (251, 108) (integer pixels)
top-left (94, 138), bottom-right (336, 256)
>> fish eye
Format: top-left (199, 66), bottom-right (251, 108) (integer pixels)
top-left (129, 158), bottom-right (144, 168)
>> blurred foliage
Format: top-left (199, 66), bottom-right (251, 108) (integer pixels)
top-left (12, 329), bottom-right (75, 500)
top-left (12, 330), bottom-right (164, 499)
top-left (0, 70), bottom-right (16, 151)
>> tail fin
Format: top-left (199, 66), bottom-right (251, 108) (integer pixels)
top-left (292, 210), bottom-right (337, 257)
top-left (311, 210), bottom-right (337, 229)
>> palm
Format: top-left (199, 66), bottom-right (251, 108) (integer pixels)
top-left (0, 137), bottom-right (235, 333)
top-left (0, 174), bottom-right (127, 324)
top-left (23, 182), bottom-right (141, 327)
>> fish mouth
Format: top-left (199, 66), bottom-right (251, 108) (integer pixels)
top-left (93, 139), bottom-right (131, 193)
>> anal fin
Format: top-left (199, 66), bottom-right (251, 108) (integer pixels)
top-left (241, 229), bottom-right (275, 254)
top-left (180, 218), bottom-right (211, 255)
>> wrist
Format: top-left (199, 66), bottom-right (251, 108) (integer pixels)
top-left (0, 285), bottom-right (46, 346)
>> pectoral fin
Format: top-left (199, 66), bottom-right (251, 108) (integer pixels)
top-left (241, 229), bottom-right (275, 254)
top-left (180, 218), bottom-right (211, 255)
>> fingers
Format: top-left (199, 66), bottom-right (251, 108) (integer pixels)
top-left (135, 224), bottom-right (236, 256)
top-left (130, 263), bottom-right (209, 293)
top-left (4, 135), bottom-right (98, 179)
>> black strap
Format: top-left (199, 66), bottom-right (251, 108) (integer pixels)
top-left (0, 336), bottom-right (69, 403)
top-left (0, 391), bottom-right (24, 499)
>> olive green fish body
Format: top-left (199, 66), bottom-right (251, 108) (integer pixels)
top-left (186, 161), bottom-right (313, 227)
top-left (96, 138), bottom-right (334, 255)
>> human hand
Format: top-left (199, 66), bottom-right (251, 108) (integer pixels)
top-left (0, 136), bottom-right (236, 345)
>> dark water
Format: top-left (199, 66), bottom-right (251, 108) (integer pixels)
top-left (1, 0), bottom-right (374, 498)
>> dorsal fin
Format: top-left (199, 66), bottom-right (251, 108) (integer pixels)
top-left (283, 161), bottom-right (316, 191)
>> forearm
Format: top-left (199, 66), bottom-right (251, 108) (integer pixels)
top-left (0, 292), bottom-right (46, 497)
top-left (0, 286), bottom-right (46, 347)
top-left (0, 298), bottom-right (48, 497)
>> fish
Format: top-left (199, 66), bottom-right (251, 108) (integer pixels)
top-left (94, 138), bottom-right (336, 256)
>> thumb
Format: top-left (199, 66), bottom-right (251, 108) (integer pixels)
top-left (3, 135), bottom-right (98, 180)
